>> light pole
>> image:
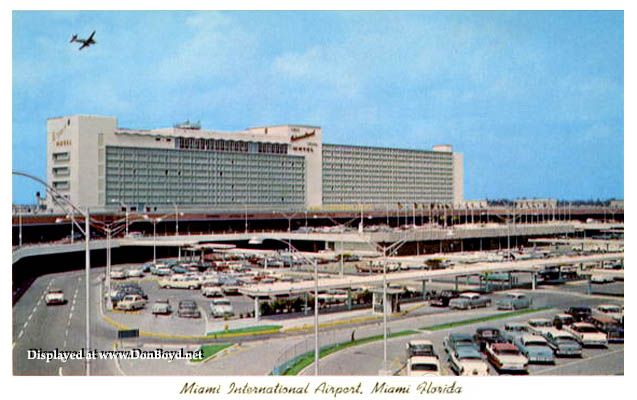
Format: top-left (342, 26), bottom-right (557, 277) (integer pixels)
top-left (248, 236), bottom-right (320, 375)
top-left (18, 208), bottom-right (22, 247)
top-left (144, 215), bottom-right (163, 264)
top-left (321, 214), bottom-right (359, 276)
top-left (382, 245), bottom-right (388, 374)
top-left (13, 170), bottom-right (93, 375)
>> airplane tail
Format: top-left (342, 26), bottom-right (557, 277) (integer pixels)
top-left (70, 34), bottom-right (78, 43)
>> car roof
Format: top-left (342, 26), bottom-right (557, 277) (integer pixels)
top-left (572, 322), bottom-right (595, 328)
top-left (409, 356), bottom-right (440, 363)
top-left (450, 333), bottom-right (474, 340)
top-left (521, 334), bottom-right (547, 343)
top-left (476, 326), bottom-right (499, 332)
top-left (456, 345), bottom-right (481, 357)
top-left (409, 339), bottom-right (433, 346)
top-left (492, 343), bottom-right (517, 351)
top-left (544, 328), bottom-right (575, 337)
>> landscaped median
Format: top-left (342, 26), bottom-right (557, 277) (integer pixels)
top-left (272, 307), bottom-right (551, 375)
top-left (191, 343), bottom-right (233, 363)
top-left (206, 325), bottom-right (283, 339)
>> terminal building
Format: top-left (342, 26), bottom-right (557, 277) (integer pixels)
top-left (46, 115), bottom-right (463, 212)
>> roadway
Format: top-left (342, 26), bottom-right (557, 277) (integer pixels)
top-left (299, 285), bottom-right (624, 376)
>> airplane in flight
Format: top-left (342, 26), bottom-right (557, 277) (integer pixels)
top-left (70, 30), bottom-right (96, 50)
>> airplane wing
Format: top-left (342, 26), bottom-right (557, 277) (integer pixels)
top-left (78, 42), bottom-right (89, 50)
top-left (87, 30), bottom-right (96, 41)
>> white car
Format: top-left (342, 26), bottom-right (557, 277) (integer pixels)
top-left (202, 285), bottom-right (224, 298)
top-left (407, 356), bottom-right (441, 376)
top-left (593, 304), bottom-right (623, 322)
top-left (448, 345), bottom-right (490, 376)
top-left (210, 298), bottom-right (234, 318)
top-left (590, 274), bottom-right (614, 284)
top-left (565, 322), bottom-right (608, 347)
top-left (126, 268), bottom-right (144, 278)
top-left (110, 269), bottom-right (127, 280)
top-left (158, 275), bottom-right (201, 290)
top-left (115, 294), bottom-right (147, 311)
top-left (527, 318), bottom-right (554, 336)
top-left (485, 342), bottom-right (528, 372)
top-left (45, 288), bottom-right (66, 305)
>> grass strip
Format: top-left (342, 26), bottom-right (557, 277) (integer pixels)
top-left (278, 307), bottom-right (550, 375)
top-left (421, 307), bottom-right (551, 331)
top-left (281, 329), bottom-right (419, 375)
top-left (206, 324), bottom-right (282, 337)
top-left (191, 343), bottom-right (233, 363)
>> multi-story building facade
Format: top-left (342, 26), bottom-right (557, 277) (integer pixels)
top-left (46, 115), bottom-right (462, 212)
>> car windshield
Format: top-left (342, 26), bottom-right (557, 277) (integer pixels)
top-left (525, 341), bottom-right (547, 347)
top-left (496, 349), bottom-right (520, 355)
top-left (530, 320), bottom-right (551, 327)
top-left (601, 306), bottom-right (621, 313)
top-left (555, 337), bottom-right (578, 344)
top-left (575, 326), bottom-right (598, 333)
top-left (506, 325), bottom-right (525, 331)
top-left (411, 364), bottom-right (438, 371)
top-left (215, 300), bottom-right (231, 306)
top-left (457, 347), bottom-right (481, 359)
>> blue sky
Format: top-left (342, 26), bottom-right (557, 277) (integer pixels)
top-left (12, 11), bottom-right (623, 203)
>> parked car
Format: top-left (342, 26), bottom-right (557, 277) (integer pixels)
top-left (564, 322), bottom-right (608, 347)
top-left (566, 306), bottom-right (592, 322)
top-left (447, 345), bottom-right (490, 376)
top-left (590, 274), bottom-right (614, 284)
top-left (512, 334), bottom-right (555, 364)
top-left (110, 286), bottom-right (147, 304)
top-left (593, 304), bottom-right (623, 322)
top-left (485, 342), bottom-right (528, 373)
top-left (589, 316), bottom-right (624, 343)
top-left (542, 328), bottom-right (583, 357)
top-left (116, 294), bottom-right (147, 311)
top-left (502, 322), bottom-right (532, 342)
top-left (152, 299), bottom-right (173, 315)
top-left (527, 318), bottom-right (554, 336)
top-left (45, 288), bottom-right (66, 305)
top-left (429, 290), bottom-right (460, 307)
top-left (126, 268), bottom-right (145, 278)
top-left (159, 275), bottom-right (201, 290)
top-left (407, 356), bottom-right (441, 376)
top-left (406, 340), bottom-right (437, 358)
top-left (210, 298), bottom-right (234, 318)
top-left (141, 262), bottom-right (154, 273)
top-left (552, 313), bottom-right (576, 329)
top-left (474, 327), bottom-right (506, 352)
top-left (150, 263), bottom-right (172, 276)
top-left (449, 292), bottom-right (491, 310)
top-left (177, 300), bottom-right (201, 318)
top-left (202, 284), bottom-right (224, 298)
top-left (444, 333), bottom-right (478, 354)
top-left (110, 269), bottom-right (127, 280)
top-left (496, 292), bottom-right (531, 310)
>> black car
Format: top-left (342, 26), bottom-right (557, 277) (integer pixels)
top-left (566, 306), bottom-right (592, 322)
top-left (429, 290), bottom-right (460, 307)
top-left (589, 316), bottom-right (624, 343)
top-left (111, 286), bottom-right (147, 304)
top-left (178, 300), bottom-right (202, 318)
top-left (474, 327), bottom-right (506, 352)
